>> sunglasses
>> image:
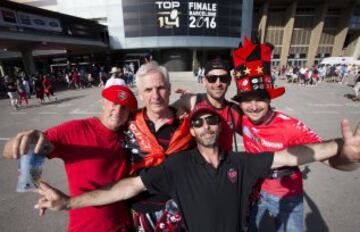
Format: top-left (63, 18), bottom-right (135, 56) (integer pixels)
top-left (191, 115), bottom-right (220, 128)
top-left (205, 75), bottom-right (230, 83)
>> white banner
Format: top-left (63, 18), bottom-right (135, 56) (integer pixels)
top-left (18, 11), bottom-right (62, 32)
top-left (188, 1), bottom-right (217, 29)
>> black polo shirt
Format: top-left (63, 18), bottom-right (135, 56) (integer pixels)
top-left (143, 108), bottom-right (180, 149)
top-left (140, 148), bottom-right (274, 232)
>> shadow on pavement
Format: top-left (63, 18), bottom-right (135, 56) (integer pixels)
top-left (344, 94), bottom-right (360, 101)
top-left (13, 95), bottom-right (86, 110)
top-left (304, 192), bottom-right (329, 232)
top-left (43, 95), bottom-right (86, 105)
top-left (302, 165), bottom-right (329, 232)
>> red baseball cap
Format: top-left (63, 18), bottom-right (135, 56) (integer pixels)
top-left (189, 105), bottom-right (221, 122)
top-left (101, 85), bottom-right (137, 112)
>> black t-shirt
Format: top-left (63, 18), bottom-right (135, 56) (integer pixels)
top-left (141, 148), bottom-right (274, 232)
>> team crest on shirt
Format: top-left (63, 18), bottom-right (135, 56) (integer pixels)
top-left (243, 126), bottom-right (260, 143)
top-left (227, 168), bottom-right (237, 183)
top-left (243, 126), bottom-right (252, 138)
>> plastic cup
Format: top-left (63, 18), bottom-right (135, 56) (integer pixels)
top-left (16, 144), bottom-right (46, 192)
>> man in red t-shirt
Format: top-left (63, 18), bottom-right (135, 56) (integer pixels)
top-left (237, 91), bottom-right (321, 232)
top-left (231, 37), bottom-right (359, 231)
top-left (3, 85), bottom-right (137, 232)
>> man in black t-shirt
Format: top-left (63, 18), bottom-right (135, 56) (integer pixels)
top-left (35, 106), bottom-right (360, 232)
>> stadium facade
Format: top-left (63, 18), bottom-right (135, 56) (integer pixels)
top-left (3, 0), bottom-right (360, 72)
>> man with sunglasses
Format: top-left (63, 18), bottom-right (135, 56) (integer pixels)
top-left (174, 58), bottom-right (242, 151)
top-left (34, 105), bottom-right (360, 232)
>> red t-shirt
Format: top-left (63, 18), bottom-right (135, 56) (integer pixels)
top-left (242, 112), bottom-right (321, 197)
top-left (72, 72), bottom-right (80, 82)
top-left (42, 79), bottom-right (51, 88)
top-left (45, 118), bottom-right (130, 232)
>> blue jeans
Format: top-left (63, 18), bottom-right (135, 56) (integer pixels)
top-left (249, 191), bottom-right (303, 232)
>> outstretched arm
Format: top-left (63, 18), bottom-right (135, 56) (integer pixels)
top-left (272, 119), bottom-right (360, 169)
top-left (35, 177), bottom-right (146, 214)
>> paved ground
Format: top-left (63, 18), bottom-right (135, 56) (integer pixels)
top-left (0, 72), bottom-right (359, 232)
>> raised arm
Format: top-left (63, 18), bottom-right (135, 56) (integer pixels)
top-left (171, 91), bottom-right (197, 112)
top-left (3, 130), bottom-right (53, 159)
top-left (35, 177), bottom-right (146, 213)
top-left (272, 119), bottom-right (360, 169)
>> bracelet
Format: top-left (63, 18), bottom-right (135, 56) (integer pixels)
top-left (334, 138), bottom-right (344, 156)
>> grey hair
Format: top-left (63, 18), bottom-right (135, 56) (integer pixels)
top-left (135, 61), bottom-right (170, 90)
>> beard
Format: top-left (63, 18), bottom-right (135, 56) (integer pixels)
top-left (194, 129), bottom-right (219, 148)
top-left (208, 88), bottom-right (226, 100)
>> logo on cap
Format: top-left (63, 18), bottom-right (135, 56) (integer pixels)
top-left (118, 91), bottom-right (127, 100)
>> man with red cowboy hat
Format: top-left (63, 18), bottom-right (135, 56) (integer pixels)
top-left (33, 105), bottom-right (360, 232)
top-left (3, 84), bottom-right (138, 232)
top-left (231, 37), bottom-right (358, 231)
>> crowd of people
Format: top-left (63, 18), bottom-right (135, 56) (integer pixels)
top-left (0, 62), bottom-right (137, 109)
top-left (275, 64), bottom-right (360, 88)
top-left (2, 37), bottom-right (360, 232)
top-left (61, 64), bottom-right (135, 90)
top-left (0, 73), bottom-right (57, 109)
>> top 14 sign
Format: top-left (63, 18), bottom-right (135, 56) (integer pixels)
top-left (155, 1), bottom-right (217, 29)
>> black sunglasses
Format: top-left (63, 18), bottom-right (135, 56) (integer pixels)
top-left (205, 74), bottom-right (230, 83)
top-left (191, 115), bottom-right (220, 128)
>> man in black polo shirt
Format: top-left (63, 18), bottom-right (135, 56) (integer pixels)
top-left (35, 106), bottom-right (360, 232)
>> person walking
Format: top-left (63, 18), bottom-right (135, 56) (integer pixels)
top-left (16, 79), bottom-right (29, 106)
top-left (5, 77), bottom-right (19, 109)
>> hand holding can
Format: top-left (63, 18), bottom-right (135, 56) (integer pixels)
top-left (16, 144), bottom-right (46, 192)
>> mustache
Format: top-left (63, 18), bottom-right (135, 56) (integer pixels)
top-left (245, 109), bottom-right (263, 114)
top-left (199, 129), bottom-right (216, 137)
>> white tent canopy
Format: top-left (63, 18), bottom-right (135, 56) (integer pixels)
top-left (320, 57), bottom-right (360, 65)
